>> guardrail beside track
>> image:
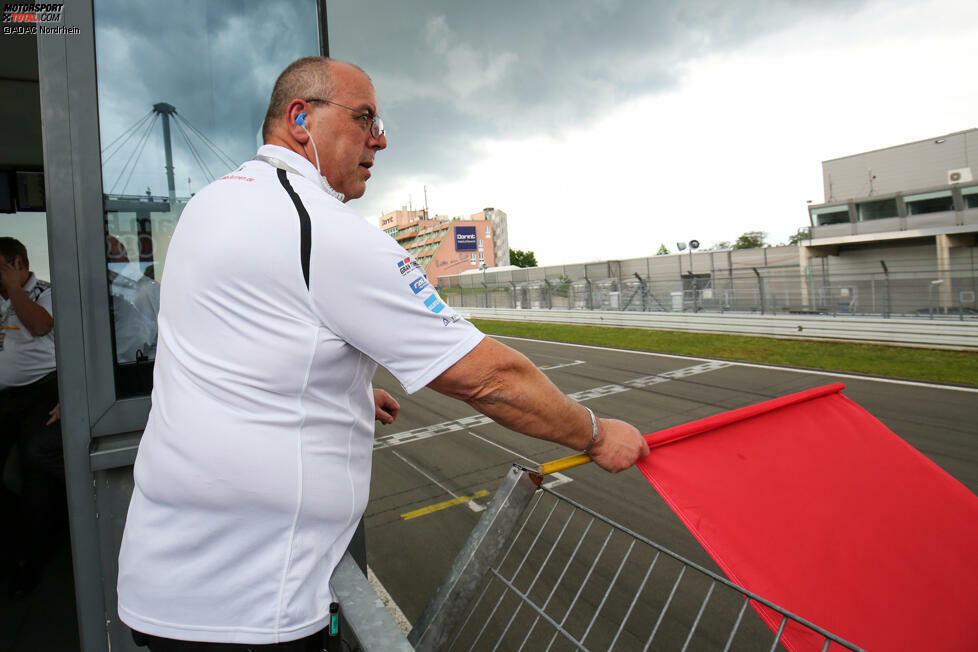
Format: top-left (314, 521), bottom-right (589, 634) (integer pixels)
top-left (460, 308), bottom-right (978, 351)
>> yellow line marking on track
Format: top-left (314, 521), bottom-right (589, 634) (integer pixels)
top-left (400, 489), bottom-right (490, 520)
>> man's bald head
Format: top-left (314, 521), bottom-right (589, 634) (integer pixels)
top-left (261, 57), bottom-right (368, 143)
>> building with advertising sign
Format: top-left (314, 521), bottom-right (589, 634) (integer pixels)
top-left (377, 205), bottom-right (507, 286)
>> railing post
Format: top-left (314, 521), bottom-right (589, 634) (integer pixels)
top-left (753, 267), bottom-right (765, 315)
top-left (409, 465), bottom-right (542, 651)
top-left (880, 260), bottom-right (891, 318)
top-left (330, 553), bottom-right (414, 651)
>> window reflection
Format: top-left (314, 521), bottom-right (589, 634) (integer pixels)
top-left (856, 198), bottom-right (898, 222)
top-left (964, 186), bottom-right (978, 210)
top-left (93, 0), bottom-right (320, 396)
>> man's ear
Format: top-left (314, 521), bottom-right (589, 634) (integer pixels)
top-left (286, 100), bottom-right (311, 144)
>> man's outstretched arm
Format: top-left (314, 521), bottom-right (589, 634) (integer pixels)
top-left (428, 337), bottom-right (649, 472)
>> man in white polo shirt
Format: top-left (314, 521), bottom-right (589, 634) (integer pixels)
top-left (117, 57), bottom-right (648, 650)
top-left (1, 236), bottom-right (62, 593)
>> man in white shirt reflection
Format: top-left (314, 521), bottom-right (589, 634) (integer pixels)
top-left (106, 235), bottom-right (160, 363)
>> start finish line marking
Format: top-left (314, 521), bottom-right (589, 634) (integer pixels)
top-left (400, 490), bottom-right (491, 520)
top-left (375, 360), bottom-right (731, 450)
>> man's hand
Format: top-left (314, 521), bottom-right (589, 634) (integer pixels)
top-left (0, 255), bottom-right (53, 335)
top-left (588, 418), bottom-right (650, 473)
top-left (373, 388), bottom-right (400, 425)
top-left (0, 256), bottom-right (18, 294)
top-left (46, 403), bottom-right (61, 426)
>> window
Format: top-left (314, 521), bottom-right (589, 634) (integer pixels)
top-left (470, 253), bottom-right (476, 263)
top-left (856, 199), bottom-right (898, 221)
top-left (479, 251), bottom-right (485, 262)
top-left (94, 0), bottom-right (320, 396)
top-left (485, 225), bottom-right (492, 237)
top-left (962, 186), bottom-right (978, 210)
top-left (478, 239), bottom-right (484, 250)
top-left (810, 205), bottom-right (850, 226)
top-left (904, 190), bottom-right (954, 215)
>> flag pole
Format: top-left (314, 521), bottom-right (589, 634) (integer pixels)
top-left (537, 453), bottom-right (591, 475)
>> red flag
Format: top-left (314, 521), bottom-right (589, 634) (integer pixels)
top-left (637, 383), bottom-right (978, 651)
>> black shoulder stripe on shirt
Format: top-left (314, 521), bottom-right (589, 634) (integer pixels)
top-left (276, 167), bottom-right (312, 290)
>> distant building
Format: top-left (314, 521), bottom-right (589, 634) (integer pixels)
top-left (803, 128), bottom-right (978, 311)
top-left (377, 206), bottom-right (509, 286)
top-left (470, 207), bottom-right (510, 267)
top-left (438, 131), bottom-right (978, 316)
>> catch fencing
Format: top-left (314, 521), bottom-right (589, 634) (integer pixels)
top-left (438, 247), bottom-right (978, 319)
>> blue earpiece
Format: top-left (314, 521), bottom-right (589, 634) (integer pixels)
top-left (296, 112), bottom-right (308, 127)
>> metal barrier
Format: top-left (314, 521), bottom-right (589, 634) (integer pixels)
top-left (458, 307), bottom-right (978, 351)
top-left (331, 553), bottom-right (415, 651)
top-left (412, 465), bottom-right (862, 651)
top-left (439, 250), bottom-right (978, 320)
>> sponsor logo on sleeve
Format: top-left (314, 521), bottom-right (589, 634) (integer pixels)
top-left (397, 256), bottom-right (422, 276)
top-left (409, 276), bottom-right (429, 294)
top-left (423, 293), bottom-right (445, 314)
top-left (442, 314), bottom-right (462, 326)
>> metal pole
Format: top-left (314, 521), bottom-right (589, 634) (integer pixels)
top-left (410, 466), bottom-right (542, 651)
top-left (153, 102), bottom-right (177, 205)
top-left (753, 267), bottom-right (765, 315)
top-left (880, 260), bottom-right (890, 319)
top-left (481, 266), bottom-right (488, 308)
top-left (330, 553), bottom-right (413, 651)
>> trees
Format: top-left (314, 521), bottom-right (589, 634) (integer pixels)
top-left (733, 231), bottom-right (768, 249)
top-left (509, 248), bottom-right (538, 268)
top-left (656, 244), bottom-right (670, 255)
top-left (786, 231), bottom-right (809, 246)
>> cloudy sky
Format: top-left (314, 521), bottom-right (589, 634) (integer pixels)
top-left (85, 0), bottom-right (978, 269)
top-left (327, 0), bottom-right (978, 264)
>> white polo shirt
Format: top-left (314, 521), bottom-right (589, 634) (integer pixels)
top-left (117, 145), bottom-right (484, 644)
top-left (0, 274), bottom-right (56, 390)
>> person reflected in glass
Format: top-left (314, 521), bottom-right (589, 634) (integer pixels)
top-left (106, 235), bottom-right (160, 362)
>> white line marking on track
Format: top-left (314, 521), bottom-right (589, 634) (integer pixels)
top-left (538, 360), bottom-right (586, 371)
top-left (375, 360), bottom-right (731, 451)
top-left (390, 450), bottom-right (485, 512)
top-left (492, 335), bottom-right (978, 393)
top-left (367, 565), bottom-right (412, 635)
top-left (464, 430), bottom-right (572, 489)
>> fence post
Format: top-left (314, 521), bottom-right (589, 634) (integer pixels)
top-left (880, 260), bottom-right (890, 318)
top-left (409, 466), bottom-right (542, 651)
top-left (753, 267), bottom-right (765, 315)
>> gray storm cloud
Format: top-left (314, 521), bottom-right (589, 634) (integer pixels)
top-left (327, 0), bottom-right (862, 216)
top-left (92, 0), bottom-right (862, 215)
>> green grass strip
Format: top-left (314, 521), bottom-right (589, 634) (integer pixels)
top-left (471, 319), bottom-right (978, 387)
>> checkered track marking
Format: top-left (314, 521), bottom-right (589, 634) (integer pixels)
top-left (374, 360), bottom-right (731, 450)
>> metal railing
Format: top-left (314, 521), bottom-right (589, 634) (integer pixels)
top-left (456, 307), bottom-right (978, 350)
top-left (411, 465), bottom-right (861, 651)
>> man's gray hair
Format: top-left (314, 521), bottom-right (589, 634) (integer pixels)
top-left (261, 56), bottom-right (368, 142)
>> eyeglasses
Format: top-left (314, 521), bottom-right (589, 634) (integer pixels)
top-left (304, 98), bottom-right (385, 139)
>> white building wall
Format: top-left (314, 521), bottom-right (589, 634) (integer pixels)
top-left (822, 129), bottom-right (978, 202)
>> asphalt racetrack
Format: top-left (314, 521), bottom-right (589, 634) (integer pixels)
top-left (365, 335), bottom-right (978, 649)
